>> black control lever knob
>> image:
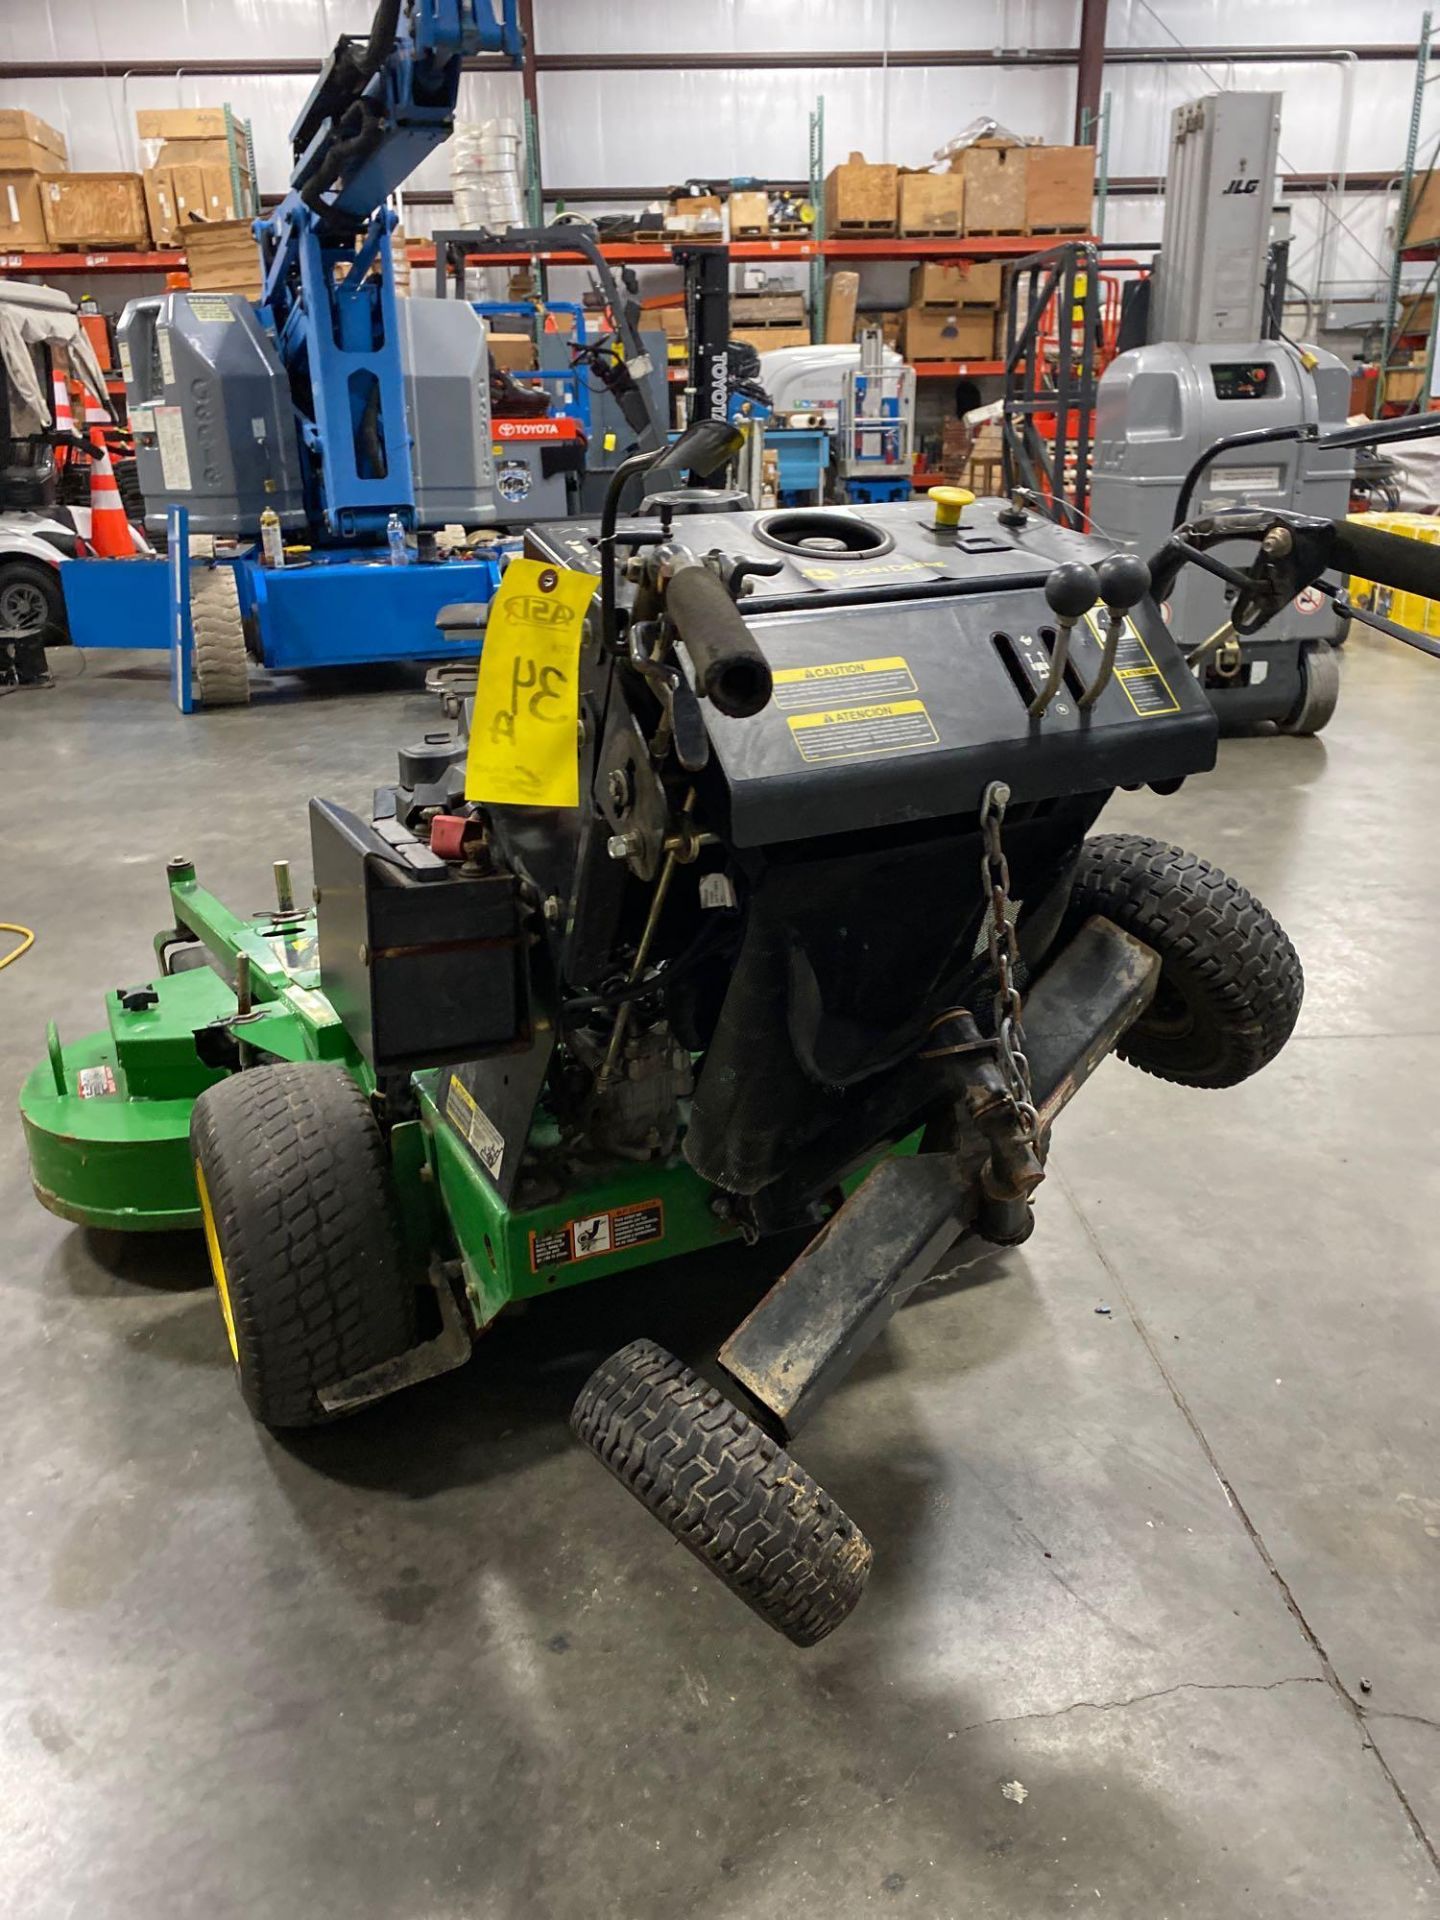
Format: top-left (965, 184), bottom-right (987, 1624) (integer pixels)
top-left (1096, 553), bottom-right (1152, 613)
top-left (1044, 561), bottom-right (1101, 622)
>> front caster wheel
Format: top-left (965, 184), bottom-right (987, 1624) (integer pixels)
top-left (1276, 641), bottom-right (1340, 736)
top-left (571, 1338), bottom-right (872, 1647)
top-left (1066, 834), bottom-right (1303, 1089)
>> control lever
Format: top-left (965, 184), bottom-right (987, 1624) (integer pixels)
top-left (1079, 554), bottom-right (1151, 711)
top-left (1030, 561), bottom-right (1100, 718)
top-left (717, 552), bottom-right (785, 600)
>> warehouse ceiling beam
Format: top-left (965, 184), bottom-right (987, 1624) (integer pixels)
top-left (0, 44), bottom-right (1422, 82)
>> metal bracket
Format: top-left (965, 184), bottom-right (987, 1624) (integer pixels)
top-left (317, 1265), bottom-right (473, 1415)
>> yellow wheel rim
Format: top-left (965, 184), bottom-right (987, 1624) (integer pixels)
top-left (195, 1161), bottom-right (239, 1365)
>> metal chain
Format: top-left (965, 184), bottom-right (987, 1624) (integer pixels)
top-left (980, 780), bottom-right (1040, 1142)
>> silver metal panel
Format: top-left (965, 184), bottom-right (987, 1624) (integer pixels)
top-left (1153, 93), bottom-right (1281, 346)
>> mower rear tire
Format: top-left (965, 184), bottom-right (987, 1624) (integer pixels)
top-left (1277, 642), bottom-right (1340, 736)
top-left (1066, 834), bottom-right (1302, 1089)
top-left (571, 1338), bottom-right (872, 1647)
top-left (191, 1064), bottom-right (415, 1428)
top-left (190, 555), bottom-right (250, 708)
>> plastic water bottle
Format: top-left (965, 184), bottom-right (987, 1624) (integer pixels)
top-left (386, 512), bottom-right (407, 566)
top-left (259, 507), bottom-right (284, 569)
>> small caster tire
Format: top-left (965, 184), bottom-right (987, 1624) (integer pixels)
top-left (571, 1338), bottom-right (872, 1647)
top-left (1066, 834), bottom-right (1303, 1089)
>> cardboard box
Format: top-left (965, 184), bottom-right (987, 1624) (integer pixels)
top-left (0, 172), bottom-right (49, 249)
top-left (1397, 290), bottom-right (1437, 335)
top-left (0, 139), bottom-right (67, 174)
top-left (183, 219), bottom-right (262, 296)
top-left (486, 331), bottom-right (536, 372)
top-left (824, 152), bottom-right (897, 234)
top-left (959, 141), bottom-right (1027, 234)
top-left (656, 307), bottom-right (689, 339)
top-left (733, 325), bottom-right (812, 354)
top-left (1025, 145), bottom-right (1094, 233)
top-left (664, 194), bottom-right (723, 239)
top-left (902, 305), bottom-right (997, 362)
top-left (42, 173), bottom-right (149, 248)
top-left (899, 169), bottom-right (963, 237)
top-left (0, 112), bottom-right (67, 167)
top-left (910, 260), bottom-right (1002, 308)
top-left (137, 107), bottom-right (230, 142)
top-left (1385, 368), bottom-right (1428, 405)
top-left (1406, 171), bottom-right (1440, 248)
top-left (879, 310), bottom-right (903, 349)
top-left (729, 190), bottom-right (769, 236)
top-left (824, 270), bottom-right (859, 344)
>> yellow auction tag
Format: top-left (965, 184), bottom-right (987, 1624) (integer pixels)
top-left (464, 559), bottom-right (598, 808)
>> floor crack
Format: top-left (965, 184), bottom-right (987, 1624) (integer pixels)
top-left (959, 1676), bottom-right (1323, 1736)
top-left (1053, 1163), bottom-right (1440, 1879)
top-left (1366, 1710), bottom-right (1440, 1736)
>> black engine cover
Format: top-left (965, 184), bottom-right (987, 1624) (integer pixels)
top-left (527, 499), bottom-right (1217, 847)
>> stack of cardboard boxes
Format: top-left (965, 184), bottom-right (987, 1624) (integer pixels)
top-left (0, 111), bottom-right (69, 249)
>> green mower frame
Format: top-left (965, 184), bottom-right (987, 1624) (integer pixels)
top-left (21, 854), bottom-right (913, 1412)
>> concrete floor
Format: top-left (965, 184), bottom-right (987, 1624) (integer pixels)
top-left (2, 637), bottom-right (1438, 1919)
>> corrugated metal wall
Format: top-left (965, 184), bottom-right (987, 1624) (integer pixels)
top-left (2, 0), bottom-right (1432, 298)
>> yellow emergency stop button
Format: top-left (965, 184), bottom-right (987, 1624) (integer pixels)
top-left (931, 486), bottom-right (975, 530)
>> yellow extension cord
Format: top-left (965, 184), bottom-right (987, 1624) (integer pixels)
top-left (0, 923), bottom-right (35, 970)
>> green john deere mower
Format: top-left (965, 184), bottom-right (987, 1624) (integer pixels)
top-left (28, 423), bottom-right (1435, 1646)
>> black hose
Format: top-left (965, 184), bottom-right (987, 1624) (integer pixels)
top-left (359, 0), bottom-right (402, 78)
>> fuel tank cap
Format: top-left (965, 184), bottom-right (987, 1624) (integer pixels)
top-left (752, 509), bottom-right (895, 559)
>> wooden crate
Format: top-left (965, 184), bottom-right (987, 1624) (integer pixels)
top-left (1025, 145), bottom-right (1094, 234)
top-left (41, 173), bottom-right (149, 249)
top-left (0, 172), bottom-right (50, 248)
top-left (664, 194), bottom-right (724, 239)
top-left (824, 270), bottom-right (859, 343)
top-left (824, 153), bottom-right (898, 234)
top-left (183, 219), bottom-right (262, 296)
top-left (959, 142), bottom-right (1027, 236)
top-left (731, 292), bottom-right (808, 326)
top-left (903, 305), bottom-right (997, 361)
top-left (899, 169), bottom-right (963, 238)
top-left (733, 325), bottom-right (812, 354)
top-left (729, 190), bottom-right (770, 237)
top-left (911, 260), bottom-right (1002, 308)
top-left (1385, 368), bottom-right (1429, 405)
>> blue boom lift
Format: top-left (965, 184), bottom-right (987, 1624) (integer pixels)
top-left (59, 0), bottom-right (550, 708)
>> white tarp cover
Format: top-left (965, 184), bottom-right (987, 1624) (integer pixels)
top-left (0, 288), bottom-right (111, 438)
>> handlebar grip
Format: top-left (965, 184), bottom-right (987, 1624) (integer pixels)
top-left (1328, 518), bottom-right (1440, 602)
top-left (665, 565), bottom-right (774, 719)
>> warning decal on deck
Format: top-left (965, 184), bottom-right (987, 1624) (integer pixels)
top-left (772, 655), bottom-right (917, 712)
top-left (529, 1200), bottom-right (665, 1271)
top-left (1084, 611), bottom-right (1181, 718)
top-left (787, 698), bottom-right (939, 764)
top-left (446, 1074), bottom-right (505, 1178)
top-left (76, 1064), bottom-right (117, 1099)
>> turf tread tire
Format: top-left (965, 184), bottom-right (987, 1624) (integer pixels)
top-left (1067, 833), bottom-right (1302, 1089)
top-left (191, 1064), bottom-right (414, 1428)
top-left (571, 1338), bottom-right (872, 1647)
top-left (190, 561), bottom-right (250, 707)
top-left (1277, 641), bottom-right (1340, 736)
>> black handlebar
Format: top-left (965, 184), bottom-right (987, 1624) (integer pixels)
top-left (1327, 517), bottom-right (1440, 603)
top-left (665, 566), bottom-right (773, 719)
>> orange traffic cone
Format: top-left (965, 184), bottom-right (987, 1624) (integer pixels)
top-left (86, 434), bottom-right (132, 557)
top-left (52, 368), bottom-right (76, 440)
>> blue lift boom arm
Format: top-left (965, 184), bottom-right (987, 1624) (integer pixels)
top-left (255, 0), bottom-right (523, 541)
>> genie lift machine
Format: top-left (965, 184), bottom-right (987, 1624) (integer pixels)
top-left (61, 0), bottom-right (536, 708)
top-left (1091, 92), bottom-right (1353, 733)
